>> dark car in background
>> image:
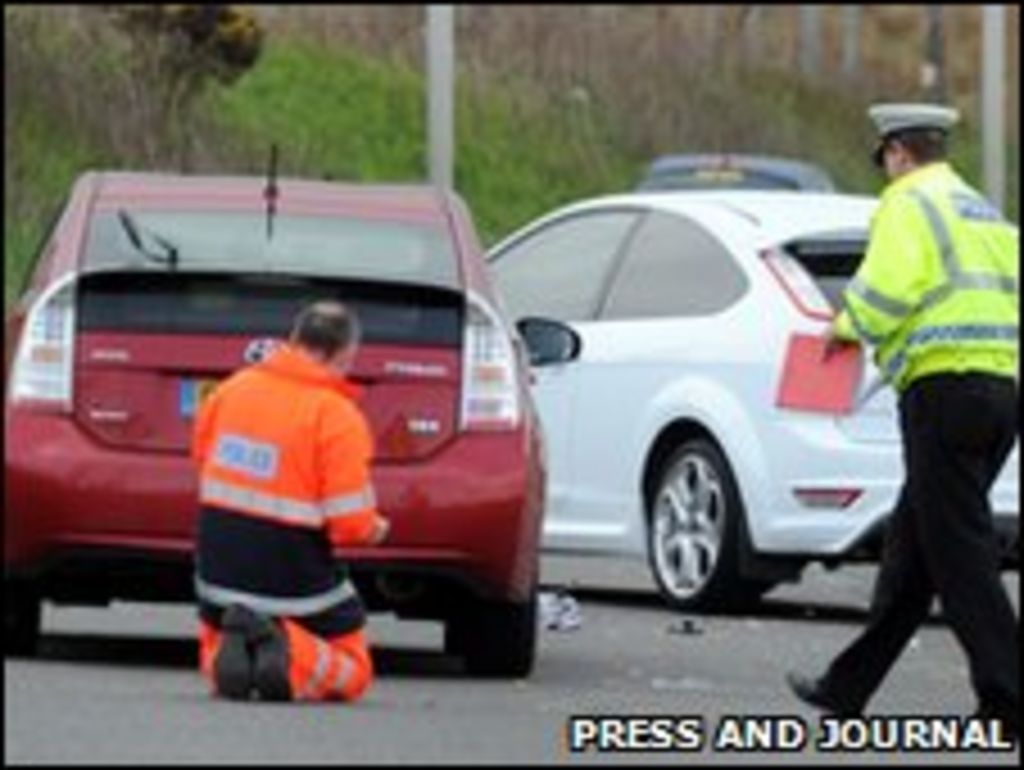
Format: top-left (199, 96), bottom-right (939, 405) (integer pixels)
top-left (4, 172), bottom-right (545, 676)
top-left (636, 154), bottom-right (837, 193)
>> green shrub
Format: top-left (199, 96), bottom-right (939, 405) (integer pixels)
top-left (4, 103), bottom-right (105, 306)
top-left (5, 9), bottom-right (1017, 311)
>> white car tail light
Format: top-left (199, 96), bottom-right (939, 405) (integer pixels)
top-left (761, 247), bottom-right (834, 321)
top-left (9, 274), bottom-right (77, 411)
top-left (793, 487), bottom-right (863, 510)
top-left (460, 294), bottom-right (521, 432)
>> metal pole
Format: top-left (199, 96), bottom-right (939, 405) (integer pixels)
top-left (923, 6), bottom-right (946, 102)
top-left (704, 5), bottom-right (721, 63)
top-left (982, 5), bottom-right (1005, 211)
top-left (842, 6), bottom-right (860, 78)
top-left (799, 5), bottom-right (821, 79)
top-left (426, 5), bottom-right (454, 190)
top-left (743, 5), bottom-right (762, 65)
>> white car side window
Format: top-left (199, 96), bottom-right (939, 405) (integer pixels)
top-left (601, 211), bottom-right (748, 319)
top-left (490, 212), bottom-right (639, 322)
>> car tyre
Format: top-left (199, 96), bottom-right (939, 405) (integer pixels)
top-left (647, 439), bottom-right (770, 612)
top-left (445, 592), bottom-right (537, 678)
top-left (5, 581), bottom-right (41, 657)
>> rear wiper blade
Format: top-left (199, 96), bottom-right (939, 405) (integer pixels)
top-left (117, 209), bottom-right (180, 270)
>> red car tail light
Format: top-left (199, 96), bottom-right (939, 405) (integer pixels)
top-left (760, 247), bottom-right (834, 321)
top-left (460, 294), bottom-right (521, 432)
top-left (8, 274), bottom-right (77, 411)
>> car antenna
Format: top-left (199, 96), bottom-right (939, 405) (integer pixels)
top-left (265, 143), bottom-right (279, 241)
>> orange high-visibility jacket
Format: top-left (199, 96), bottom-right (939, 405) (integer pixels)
top-left (192, 344), bottom-right (383, 636)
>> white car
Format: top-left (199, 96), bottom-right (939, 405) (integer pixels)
top-left (487, 191), bottom-right (1019, 611)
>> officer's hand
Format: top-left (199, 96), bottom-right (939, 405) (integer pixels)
top-left (822, 332), bottom-right (856, 361)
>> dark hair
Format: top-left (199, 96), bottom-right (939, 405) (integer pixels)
top-left (889, 128), bottom-right (948, 165)
top-left (290, 301), bottom-right (359, 358)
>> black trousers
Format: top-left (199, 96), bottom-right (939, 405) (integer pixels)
top-left (820, 373), bottom-right (1019, 723)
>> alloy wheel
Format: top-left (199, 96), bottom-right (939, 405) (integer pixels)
top-left (651, 452), bottom-right (725, 602)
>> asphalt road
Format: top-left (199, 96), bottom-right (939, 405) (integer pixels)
top-left (5, 556), bottom-right (1020, 765)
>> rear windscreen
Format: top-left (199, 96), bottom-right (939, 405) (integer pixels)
top-left (77, 273), bottom-right (463, 347)
top-left (639, 169), bottom-right (801, 191)
top-left (782, 232), bottom-right (867, 310)
top-left (83, 210), bottom-right (459, 288)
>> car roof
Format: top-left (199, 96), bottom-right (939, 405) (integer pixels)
top-left (642, 189), bottom-right (874, 228)
top-left (640, 190), bottom-right (875, 243)
top-left (89, 171), bottom-right (453, 225)
top-left (640, 153), bottom-right (836, 191)
top-left (491, 191), bottom-right (877, 255)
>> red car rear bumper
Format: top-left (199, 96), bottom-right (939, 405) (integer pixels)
top-left (4, 409), bottom-right (543, 603)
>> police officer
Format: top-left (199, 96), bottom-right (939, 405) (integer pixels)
top-left (192, 300), bottom-right (389, 702)
top-left (786, 103), bottom-right (1019, 739)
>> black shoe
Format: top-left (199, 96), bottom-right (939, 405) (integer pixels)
top-left (248, 613), bottom-right (292, 702)
top-left (214, 605), bottom-right (257, 700)
top-left (786, 671), bottom-right (858, 716)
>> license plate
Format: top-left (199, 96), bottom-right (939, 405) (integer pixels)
top-left (180, 378), bottom-right (220, 418)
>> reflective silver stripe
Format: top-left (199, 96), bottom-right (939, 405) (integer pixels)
top-left (882, 350), bottom-right (907, 384)
top-left (298, 638), bottom-right (332, 700)
top-left (328, 653), bottom-right (355, 697)
top-left (919, 282), bottom-right (956, 311)
top-left (194, 577), bottom-right (356, 617)
top-left (882, 324), bottom-right (1018, 384)
top-left (908, 190), bottom-right (959, 277)
top-left (201, 478), bottom-right (323, 526)
top-left (920, 272), bottom-right (1018, 312)
top-left (849, 276), bottom-right (913, 319)
top-left (322, 486), bottom-right (377, 520)
top-left (954, 272), bottom-right (1019, 295)
top-left (842, 296), bottom-right (886, 346)
top-left (904, 323), bottom-right (1017, 347)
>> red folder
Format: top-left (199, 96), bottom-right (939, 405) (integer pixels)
top-left (776, 334), bottom-right (863, 414)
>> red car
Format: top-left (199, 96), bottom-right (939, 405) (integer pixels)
top-left (4, 172), bottom-right (545, 676)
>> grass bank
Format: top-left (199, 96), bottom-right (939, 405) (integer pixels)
top-left (5, 11), bottom-right (1018, 308)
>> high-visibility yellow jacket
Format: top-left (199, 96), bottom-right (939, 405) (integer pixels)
top-left (833, 162), bottom-right (1019, 392)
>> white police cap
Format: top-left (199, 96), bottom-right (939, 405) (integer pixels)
top-left (868, 103), bottom-right (960, 139)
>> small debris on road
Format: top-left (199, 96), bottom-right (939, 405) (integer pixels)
top-left (539, 590), bottom-right (582, 631)
top-left (668, 617), bottom-right (704, 636)
top-left (651, 676), bottom-right (716, 692)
